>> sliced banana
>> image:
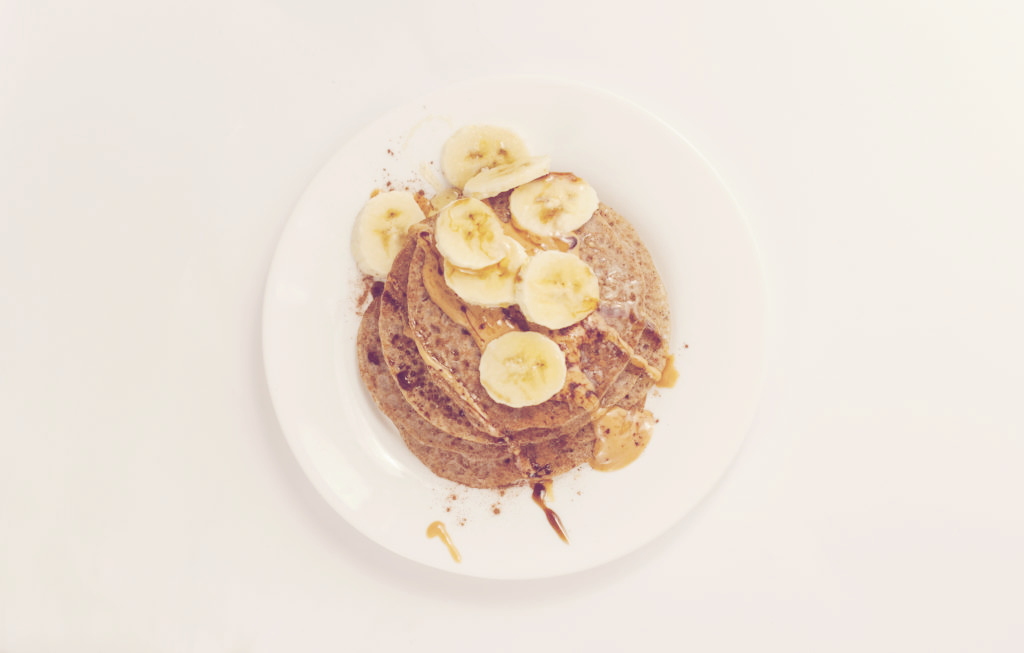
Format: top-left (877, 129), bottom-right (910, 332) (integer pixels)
top-left (351, 190), bottom-right (428, 278)
top-left (516, 250), bottom-right (600, 329)
top-left (479, 331), bottom-right (567, 407)
top-left (463, 155), bottom-right (551, 200)
top-left (441, 125), bottom-right (531, 189)
top-left (509, 172), bottom-right (599, 237)
top-left (434, 197), bottom-right (508, 270)
top-left (443, 237), bottom-right (527, 307)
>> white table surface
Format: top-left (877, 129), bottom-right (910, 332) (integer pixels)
top-left (3, 1), bottom-right (1022, 651)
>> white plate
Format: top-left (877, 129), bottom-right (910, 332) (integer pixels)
top-left (262, 77), bottom-right (766, 579)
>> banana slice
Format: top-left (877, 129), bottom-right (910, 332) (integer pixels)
top-left (434, 197), bottom-right (508, 270)
top-left (463, 155), bottom-right (551, 200)
top-left (351, 190), bottom-right (428, 278)
top-left (479, 331), bottom-right (567, 407)
top-left (509, 172), bottom-right (599, 237)
top-left (441, 125), bottom-right (531, 189)
top-left (516, 250), bottom-right (600, 329)
top-left (443, 237), bottom-right (527, 307)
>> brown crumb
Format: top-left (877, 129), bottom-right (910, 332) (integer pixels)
top-left (369, 188), bottom-right (380, 198)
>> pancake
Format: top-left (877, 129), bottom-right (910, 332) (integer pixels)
top-left (357, 192), bottom-right (670, 488)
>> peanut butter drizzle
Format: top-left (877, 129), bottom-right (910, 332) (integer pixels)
top-left (531, 480), bottom-right (569, 544)
top-left (500, 219), bottom-right (577, 254)
top-left (426, 521), bottom-right (462, 562)
top-left (656, 354), bottom-right (678, 388)
top-left (419, 242), bottom-right (517, 350)
top-left (590, 407), bottom-right (655, 472)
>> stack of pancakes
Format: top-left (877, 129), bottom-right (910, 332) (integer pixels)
top-left (357, 193), bottom-right (670, 488)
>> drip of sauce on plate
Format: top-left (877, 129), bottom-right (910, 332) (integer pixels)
top-left (426, 521), bottom-right (462, 562)
top-left (531, 480), bottom-right (569, 544)
top-left (656, 354), bottom-right (678, 388)
top-left (590, 407), bottom-right (655, 472)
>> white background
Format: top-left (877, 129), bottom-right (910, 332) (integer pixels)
top-left (2, 1), bottom-right (1022, 651)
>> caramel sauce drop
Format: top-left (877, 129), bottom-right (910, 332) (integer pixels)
top-left (590, 407), bottom-right (655, 472)
top-left (426, 521), bottom-right (462, 563)
top-left (430, 187), bottom-right (461, 214)
top-left (532, 480), bottom-right (569, 544)
top-left (656, 354), bottom-right (678, 388)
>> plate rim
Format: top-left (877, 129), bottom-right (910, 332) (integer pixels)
top-left (262, 74), bottom-right (768, 579)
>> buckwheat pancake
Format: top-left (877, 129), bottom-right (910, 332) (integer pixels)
top-left (357, 188), bottom-right (669, 488)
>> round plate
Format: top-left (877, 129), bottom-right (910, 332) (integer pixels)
top-left (262, 76), bottom-right (766, 579)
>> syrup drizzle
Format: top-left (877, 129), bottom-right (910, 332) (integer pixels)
top-left (532, 480), bottom-right (569, 544)
top-left (426, 521), bottom-right (462, 562)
